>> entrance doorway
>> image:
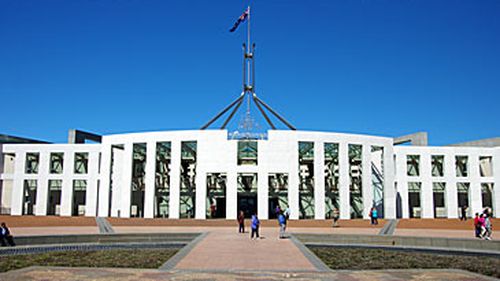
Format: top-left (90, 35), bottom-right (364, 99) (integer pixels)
top-left (206, 173), bottom-right (226, 219)
top-left (268, 173), bottom-right (288, 219)
top-left (237, 173), bottom-right (257, 218)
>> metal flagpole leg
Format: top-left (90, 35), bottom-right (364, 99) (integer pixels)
top-left (254, 96), bottom-right (297, 130)
top-left (200, 94), bottom-right (244, 129)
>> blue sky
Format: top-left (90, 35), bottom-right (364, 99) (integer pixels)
top-left (0, 0), bottom-right (499, 145)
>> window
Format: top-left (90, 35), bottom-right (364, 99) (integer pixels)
top-left (25, 153), bottom-right (39, 174)
top-left (74, 153), bottom-right (89, 174)
top-left (237, 141), bottom-right (258, 165)
top-left (455, 156), bottom-right (468, 177)
top-left (49, 153), bottom-right (64, 174)
top-left (407, 155), bottom-right (420, 176)
top-left (431, 155), bottom-right (444, 177)
top-left (479, 156), bottom-right (493, 177)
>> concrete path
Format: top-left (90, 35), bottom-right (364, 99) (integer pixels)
top-left (95, 217), bottom-right (114, 234)
top-left (170, 227), bottom-right (320, 271)
top-left (0, 266), bottom-right (496, 281)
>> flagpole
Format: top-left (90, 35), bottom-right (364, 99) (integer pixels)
top-left (246, 6), bottom-right (251, 113)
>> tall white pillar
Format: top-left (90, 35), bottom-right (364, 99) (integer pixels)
top-left (257, 171), bottom-right (267, 219)
top-left (195, 168), bottom-right (206, 219)
top-left (120, 143), bottom-right (133, 218)
top-left (421, 153), bottom-right (434, 218)
top-left (288, 142), bottom-right (299, 220)
top-left (98, 145), bottom-right (111, 217)
top-left (469, 153), bottom-right (482, 215)
top-left (169, 141), bottom-right (181, 219)
top-left (383, 146), bottom-right (396, 219)
top-left (226, 171), bottom-right (237, 219)
top-left (445, 153), bottom-right (458, 218)
top-left (314, 141), bottom-right (325, 219)
top-left (35, 152), bottom-right (49, 216)
top-left (395, 151), bottom-right (409, 218)
top-left (144, 142), bottom-right (156, 219)
top-left (362, 144), bottom-right (372, 219)
top-left (339, 142), bottom-right (350, 219)
top-left (493, 148), bottom-right (500, 218)
top-left (10, 152), bottom-right (26, 216)
top-left (85, 151), bottom-right (99, 216)
top-left (60, 151), bottom-right (75, 216)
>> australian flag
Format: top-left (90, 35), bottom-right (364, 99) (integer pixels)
top-left (229, 7), bottom-right (249, 32)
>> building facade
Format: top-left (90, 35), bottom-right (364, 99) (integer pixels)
top-left (0, 129), bottom-right (498, 219)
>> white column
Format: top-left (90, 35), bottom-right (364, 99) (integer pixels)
top-left (85, 151), bottom-right (99, 216)
top-left (120, 143), bottom-right (133, 218)
top-left (314, 141), bottom-right (325, 219)
top-left (469, 153), bottom-right (482, 215)
top-left (445, 153), bottom-right (458, 218)
top-left (339, 142), bottom-right (350, 219)
top-left (195, 168), bottom-right (206, 219)
top-left (35, 152), bottom-right (49, 216)
top-left (98, 145), bottom-right (111, 217)
top-left (362, 145), bottom-right (372, 219)
top-left (60, 151), bottom-right (75, 216)
top-left (421, 153), bottom-right (434, 218)
top-left (144, 142), bottom-right (156, 219)
top-left (257, 171), bottom-right (267, 219)
top-left (226, 171), bottom-right (237, 220)
top-left (288, 142), bottom-right (299, 220)
top-left (493, 148), bottom-right (500, 217)
top-left (395, 152), bottom-right (409, 218)
top-left (10, 152), bottom-right (26, 215)
top-left (169, 141), bottom-right (181, 219)
top-left (383, 146), bottom-right (396, 219)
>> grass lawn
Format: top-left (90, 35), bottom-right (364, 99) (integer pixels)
top-left (310, 247), bottom-right (500, 278)
top-left (0, 248), bottom-right (179, 273)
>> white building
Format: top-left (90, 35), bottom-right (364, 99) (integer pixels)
top-left (0, 129), bottom-right (498, 220)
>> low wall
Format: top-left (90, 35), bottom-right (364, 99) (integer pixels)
top-left (294, 233), bottom-right (500, 256)
top-left (10, 232), bottom-right (200, 246)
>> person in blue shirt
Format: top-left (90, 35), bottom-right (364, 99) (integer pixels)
top-left (278, 212), bottom-right (286, 239)
top-left (370, 207), bottom-right (379, 225)
top-left (251, 213), bottom-right (260, 240)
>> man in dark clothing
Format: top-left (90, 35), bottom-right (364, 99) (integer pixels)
top-left (1, 223), bottom-right (15, 246)
top-left (237, 210), bottom-right (245, 233)
top-left (460, 206), bottom-right (468, 221)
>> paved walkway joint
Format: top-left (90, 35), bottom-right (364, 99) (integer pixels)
top-left (95, 217), bottom-right (114, 234)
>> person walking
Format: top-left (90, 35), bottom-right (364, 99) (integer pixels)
top-left (372, 208), bottom-right (379, 225)
top-left (478, 214), bottom-right (486, 238)
top-left (484, 214), bottom-right (492, 240)
top-left (0, 223), bottom-right (15, 246)
top-left (332, 208), bottom-right (340, 227)
top-left (251, 212), bottom-right (260, 240)
top-left (278, 212), bottom-right (286, 239)
top-left (237, 210), bottom-right (245, 233)
top-left (473, 213), bottom-right (480, 238)
top-left (460, 206), bottom-right (468, 221)
top-left (275, 205), bottom-right (281, 219)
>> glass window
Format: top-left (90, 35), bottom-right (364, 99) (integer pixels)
top-left (237, 141), bottom-right (258, 165)
top-left (456, 156), bottom-right (468, 177)
top-left (431, 155), bottom-right (444, 177)
top-left (49, 153), bottom-right (64, 174)
top-left (74, 153), bottom-right (89, 174)
top-left (25, 153), bottom-right (40, 174)
top-left (479, 156), bottom-right (493, 177)
top-left (406, 155), bottom-right (420, 176)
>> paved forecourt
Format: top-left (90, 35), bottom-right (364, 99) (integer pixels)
top-left (171, 227), bottom-right (319, 271)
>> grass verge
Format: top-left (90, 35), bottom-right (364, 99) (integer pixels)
top-left (310, 247), bottom-right (500, 278)
top-left (0, 248), bottom-right (179, 273)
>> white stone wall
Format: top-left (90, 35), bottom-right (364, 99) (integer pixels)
top-left (1, 130), bottom-right (498, 220)
top-left (394, 146), bottom-right (498, 218)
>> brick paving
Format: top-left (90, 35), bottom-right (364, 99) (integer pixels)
top-left (0, 267), bottom-right (495, 281)
top-left (173, 227), bottom-right (318, 271)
